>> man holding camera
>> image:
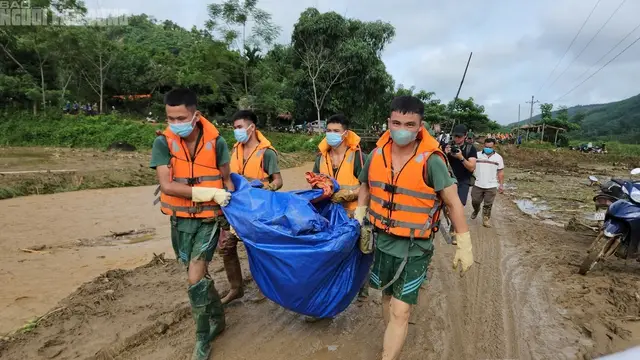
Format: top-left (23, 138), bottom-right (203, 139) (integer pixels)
top-left (445, 124), bottom-right (477, 206)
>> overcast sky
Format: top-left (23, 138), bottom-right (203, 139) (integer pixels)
top-left (88, 0), bottom-right (640, 124)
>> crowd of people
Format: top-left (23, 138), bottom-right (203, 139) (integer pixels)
top-left (62, 101), bottom-right (100, 115)
top-left (151, 88), bottom-right (507, 360)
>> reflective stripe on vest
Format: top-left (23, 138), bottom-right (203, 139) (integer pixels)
top-left (367, 141), bottom-right (444, 239)
top-left (160, 202), bottom-right (221, 215)
top-left (173, 175), bottom-right (222, 185)
top-left (155, 117), bottom-right (224, 219)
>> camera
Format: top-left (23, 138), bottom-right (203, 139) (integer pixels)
top-left (450, 142), bottom-right (460, 154)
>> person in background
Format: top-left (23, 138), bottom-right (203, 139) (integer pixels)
top-left (219, 109), bottom-right (282, 305)
top-left (470, 138), bottom-right (504, 227)
top-left (150, 88), bottom-right (232, 360)
top-left (354, 95), bottom-right (473, 360)
top-left (466, 128), bottom-right (474, 145)
top-left (445, 124), bottom-right (477, 206)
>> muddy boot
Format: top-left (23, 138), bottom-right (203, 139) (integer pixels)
top-left (357, 283), bottom-right (369, 302)
top-left (208, 284), bottom-right (226, 340)
top-left (483, 215), bottom-right (492, 228)
top-left (470, 209), bottom-right (479, 219)
top-left (188, 278), bottom-right (214, 360)
top-left (220, 251), bottom-right (244, 305)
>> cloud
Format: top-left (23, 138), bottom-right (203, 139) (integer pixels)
top-left (86, 0), bottom-right (640, 124)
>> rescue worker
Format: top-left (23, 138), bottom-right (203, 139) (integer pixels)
top-left (313, 114), bottom-right (364, 218)
top-left (307, 113), bottom-right (366, 322)
top-left (219, 109), bottom-right (282, 304)
top-left (150, 88), bottom-right (233, 360)
top-left (354, 95), bottom-right (473, 360)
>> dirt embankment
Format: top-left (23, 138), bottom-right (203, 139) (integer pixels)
top-left (0, 147), bottom-right (314, 199)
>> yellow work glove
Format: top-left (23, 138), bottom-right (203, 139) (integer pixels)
top-left (191, 187), bottom-right (231, 206)
top-left (452, 231), bottom-right (473, 273)
top-left (265, 182), bottom-right (279, 191)
top-left (354, 206), bottom-right (367, 226)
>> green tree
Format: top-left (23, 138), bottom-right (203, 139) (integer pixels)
top-left (570, 111), bottom-right (586, 125)
top-left (539, 103), bottom-right (553, 123)
top-left (206, 0), bottom-right (280, 100)
top-left (291, 8), bottom-right (395, 126)
top-left (556, 105), bottom-right (569, 123)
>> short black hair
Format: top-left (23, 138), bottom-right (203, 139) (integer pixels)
top-left (390, 95), bottom-right (424, 119)
top-left (326, 113), bottom-right (349, 129)
top-left (164, 88), bottom-right (197, 109)
top-left (484, 138), bottom-right (496, 145)
top-left (232, 110), bottom-right (258, 125)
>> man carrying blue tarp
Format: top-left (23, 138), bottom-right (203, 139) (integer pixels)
top-left (151, 88), bottom-right (233, 360)
top-left (355, 95), bottom-right (474, 360)
top-left (312, 113), bottom-right (369, 301)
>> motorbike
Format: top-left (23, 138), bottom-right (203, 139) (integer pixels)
top-left (579, 168), bottom-right (640, 275)
top-left (589, 175), bottom-right (629, 218)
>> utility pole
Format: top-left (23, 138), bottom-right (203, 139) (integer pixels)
top-left (526, 95), bottom-right (539, 124)
top-left (449, 52), bottom-right (473, 133)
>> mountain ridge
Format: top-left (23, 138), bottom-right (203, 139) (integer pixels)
top-left (506, 93), bottom-right (640, 143)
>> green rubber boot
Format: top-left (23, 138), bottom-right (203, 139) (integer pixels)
top-left (208, 283), bottom-right (226, 340)
top-left (189, 278), bottom-right (214, 360)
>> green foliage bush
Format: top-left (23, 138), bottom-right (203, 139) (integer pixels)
top-left (0, 113), bottom-right (322, 152)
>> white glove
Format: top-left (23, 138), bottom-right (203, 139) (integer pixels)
top-left (354, 206), bottom-right (367, 226)
top-left (453, 231), bottom-right (473, 272)
top-left (229, 225), bottom-right (238, 237)
top-left (191, 187), bottom-right (231, 206)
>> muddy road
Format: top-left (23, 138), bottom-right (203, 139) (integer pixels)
top-left (2, 150), bottom-right (640, 359)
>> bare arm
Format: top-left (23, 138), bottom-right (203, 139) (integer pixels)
top-left (357, 182), bottom-right (370, 207)
top-left (269, 172), bottom-right (283, 190)
top-left (156, 165), bottom-right (193, 199)
top-left (497, 169), bottom-right (504, 186)
top-left (462, 157), bottom-right (476, 172)
top-left (439, 184), bottom-right (469, 234)
top-left (219, 162), bottom-right (235, 192)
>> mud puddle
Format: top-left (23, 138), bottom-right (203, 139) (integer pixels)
top-left (514, 199), bottom-right (551, 216)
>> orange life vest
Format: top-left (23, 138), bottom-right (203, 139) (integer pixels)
top-left (317, 130), bottom-right (363, 215)
top-left (368, 127), bottom-right (445, 239)
top-left (230, 130), bottom-right (277, 186)
top-left (155, 116), bottom-right (223, 219)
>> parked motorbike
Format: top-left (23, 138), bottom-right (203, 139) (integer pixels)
top-left (579, 168), bottom-right (640, 275)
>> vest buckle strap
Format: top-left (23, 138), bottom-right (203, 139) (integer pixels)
top-left (381, 200), bottom-right (396, 211)
top-left (381, 217), bottom-right (395, 227)
top-left (173, 177), bottom-right (201, 185)
top-left (188, 204), bottom-right (202, 214)
top-left (382, 183), bottom-right (397, 193)
top-left (186, 177), bottom-right (200, 186)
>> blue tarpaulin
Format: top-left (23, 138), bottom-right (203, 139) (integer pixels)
top-left (221, 173), bottom-right (373, 318)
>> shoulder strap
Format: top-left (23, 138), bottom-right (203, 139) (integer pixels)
top-left (423, 150), bottom-right (452, 185)
top-left (464, 143), bottom-right (474, 158)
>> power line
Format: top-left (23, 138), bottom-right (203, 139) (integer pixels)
top-left (571, 20), bottom-right (640, 85)
top-left (545, 0), bottom-right (626, 91)
top-left (536, 0), bottom-right (602, 94)
top-left (553, 32), bottom-right (640, 103)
